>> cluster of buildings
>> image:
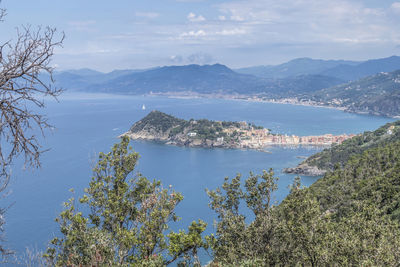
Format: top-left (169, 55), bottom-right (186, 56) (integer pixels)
top-left (263, 133), bottom-right (356, 146)
top-left (224, 123), bottom-right (356, 148)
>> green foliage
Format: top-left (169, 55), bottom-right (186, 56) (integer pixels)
top-left (46, 119), bottom-right (400, 266)
top-left (208, 165), bottom-right (400, 266)
top-left (278, 186), bottom-right (400, 266)
top-left (277, 178), bottom-right (334, 266)
top-left (45, 137), bottom-right (207, 266)
top-left (304, 120), bottom-right (400, 170)
top-left (310, 139), bottom-right (400, 221)
top-left (206, 170), bottom-right (281, 265)
top-left (311, 69), bottom-right (400, 117)
top-left (130, 110), bottom-right (187, 133)
top-left (130, 111), bottom-right (265, 143)
top-left (167, 220), bottom-right (208, 266)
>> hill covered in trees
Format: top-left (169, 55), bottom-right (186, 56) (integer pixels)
top-left (309, 139), bottom-right (400, 221)
top-left (307, 69), bottom-right (400, 117)
top-left (285, 120), bottom-right (400, 175)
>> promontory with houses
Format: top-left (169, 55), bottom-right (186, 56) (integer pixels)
top-left (122, 111), bottom-right (356, 150)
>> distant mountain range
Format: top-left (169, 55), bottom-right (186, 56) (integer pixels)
top-left (235, 55), bottom-right (400, 82)
top-left (53, 64), bottom-right (344, 95)
top-left (236, 58), bottom-right (360, 79)
top-left (51, 55), bottom-right (400, 117)
top-left (84, 64), bottom-right (267, 95)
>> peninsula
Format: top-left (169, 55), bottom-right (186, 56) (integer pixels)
top-left (122, 111), bottom-right (356, 151)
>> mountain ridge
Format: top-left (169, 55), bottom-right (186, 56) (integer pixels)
top-left (50, 56), bottom-right (400, 117)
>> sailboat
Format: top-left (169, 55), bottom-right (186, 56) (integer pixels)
top-left (142, 104), bottom-right (146, 110)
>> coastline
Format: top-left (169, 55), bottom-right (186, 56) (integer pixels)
top-left (147, 92), bottom-right (400, 119)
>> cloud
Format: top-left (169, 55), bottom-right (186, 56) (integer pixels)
top-left (135, 12), bottom-right (160, 19)
top-left (169, 55), bottom-right (184, 63)
top-left (187, 52), bottom-right (214, 64)
top-left (216, 28), bottom-right (247, 36)
top-left (180, 30), bottom-right (206, 38)
top-left (214, 0), bottom-right (399, 46)
top-left (59, 0), bottom-right (400, 71)
top-left (230, 15), bottom-right (245, 21)
top-left (168, 53), bottom-right (214, 65)
top-left (218, 15), bottom-right (226, 21)
top-left (187, 12), bottom-right (206, 22)
top-left (177, 27), bottom-right (247, 40)
top-left (391, 2), bottom-right (400, 14)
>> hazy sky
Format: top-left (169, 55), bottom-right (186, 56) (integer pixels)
top-left (1, 0), bottom-right (400, 71)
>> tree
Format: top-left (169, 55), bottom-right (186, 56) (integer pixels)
top-left (277, 177), bottom-right (335, 266)
top-left (45, 137), bottom-right (208, 266)
top-left (0, 2), bottom-right (64, 256)
top-left (206, 170), bottom-right (280, 266)
top-left (207, 172), bottom-right (400, 266)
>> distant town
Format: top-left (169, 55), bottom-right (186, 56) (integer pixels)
top-left (124, 111), bottom-right (356, 151)
top-left (228, 122), bottom-right (356, 150)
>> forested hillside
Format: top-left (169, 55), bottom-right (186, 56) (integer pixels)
top-left (309, 69), bottom-right (400, 117)
top-left (285, 120), bottom-right (400, 175)
top-left (206, 135), bottom-right (400, 266)
top-left (310, 140), bottom-right (400, 221)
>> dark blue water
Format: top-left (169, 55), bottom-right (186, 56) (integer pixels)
top-left (3, 93), bottom-right (394, 263)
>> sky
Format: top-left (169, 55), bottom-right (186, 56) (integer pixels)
top-left (1, 0), bottom-right (400, 72)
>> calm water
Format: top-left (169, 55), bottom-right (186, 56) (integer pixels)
top-left (4, 93), bottom-right (394, 263)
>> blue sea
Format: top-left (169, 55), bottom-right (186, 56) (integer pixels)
top-left (3, 93), bottom-right (395, 264)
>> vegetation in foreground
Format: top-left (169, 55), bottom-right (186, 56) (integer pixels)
top-left (46, 126), bottom-right (400, 266)
top-left (289, 120), bottom-right (400, 174)
top-left (45, 137), bottom-right (208, 266)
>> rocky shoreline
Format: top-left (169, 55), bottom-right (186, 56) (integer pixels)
top-left (122, 131), bottom-right (241, 149)
top-left (282, 163), bottom-right (327, 176)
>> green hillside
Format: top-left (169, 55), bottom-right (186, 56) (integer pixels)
top-left (310, 69), bottom-right (400, 117)
top-left (294, 120), bottom-right (400, 173)
top-left (309, 140), bottom-right (400, 221)
top-left (129, 110), bottom-right (186, 133)
top-left (206, 127), bottom-right (400, 266)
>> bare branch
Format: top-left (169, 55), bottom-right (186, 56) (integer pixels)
top-left (0, 26), bottom-right (64, 172)
top-left (0, 6), bottom-right (6, 22)
top-left (0, 1), bottom-right (64, 258)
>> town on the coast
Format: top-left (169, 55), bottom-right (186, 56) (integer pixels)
top-left (123, 111), bottom-right (356, 150)
top-left (233, 126), bottom-right (355, 149)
